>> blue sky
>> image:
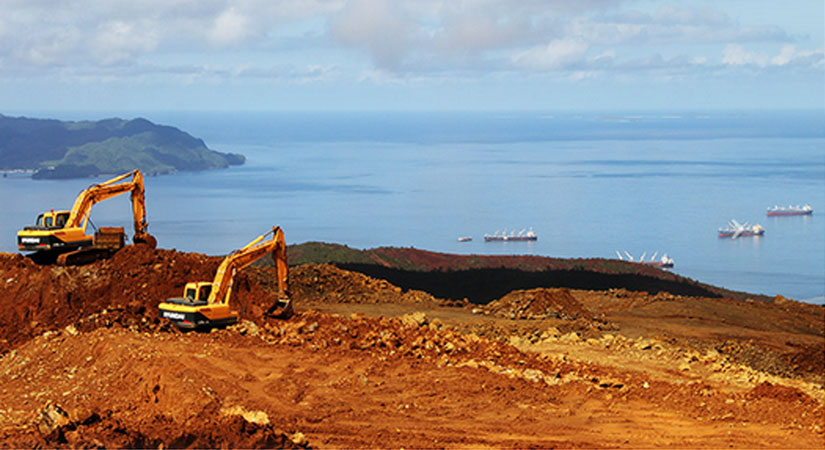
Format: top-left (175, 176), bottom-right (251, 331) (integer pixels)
top-left (1, 0), bottom-right (822, 112)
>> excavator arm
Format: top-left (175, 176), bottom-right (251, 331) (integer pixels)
top-left (208, 225), bottom-right (288, 306)
top-left (65, 169), bottom-right (155, 246)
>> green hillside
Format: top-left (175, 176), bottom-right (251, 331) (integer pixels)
top-left (0, 115), bottom-right (244, 179)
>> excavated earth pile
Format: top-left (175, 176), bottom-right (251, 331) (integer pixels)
top-left (0, 246), bottom-right (823, 448)
top-left (481, 287), bottom-right (596, 321)
top-left (0, 246), bottom-right (254, 353)
top-left (286, 263), bottom-right (443, 305)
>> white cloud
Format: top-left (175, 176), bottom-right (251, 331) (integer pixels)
top-left (0, 0), bottom-right (820, 85)
top-left (722, 44), bottom-right (768, 67)
top-left (771, 45), bottom-right (796, 66)
top-left (91, 21), bottom-right (159, 65)
top-left (208, 8), bottom-right (252, 48)
top-left (329, 0), bottom-right (416, 71)
top-left (512, 39), bottom-right (589, 70)
top-left (721, 44), bottom-right (824, 69)
top-left (770, 44), bottom-right (825, 68)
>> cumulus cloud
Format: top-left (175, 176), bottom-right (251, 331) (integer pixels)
top-left (0, 0), bottom-right (337, 70)
top-left (91, 21), bottom-right (160, 65)
top-left (329, 0), bottom-right (416, 71)
top-left (208, 8), bottom-right (252, 48)
top-left (0, 0), bottom-right (820, 85)
top-left (586, 5), bottom-right (790, 46)
top-left (722, 44), bottom-right (824, 69)
top-left (770, 45), bottom-right (825, 68)
top-left (512, 39), bottom-right (590, 70)
top-left (722, 44), bottom-right (769, 67)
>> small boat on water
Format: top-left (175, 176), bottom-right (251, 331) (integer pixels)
top-left (484, 228), bottom-right (537, 242)
top-left (767, 204), bottom-right (813, 216)
top-left (718, 219), bottom-right (764, 238)
top-left (616, 251), bottom-right (674, 269)
top-left (457, 236), bottom-right (472, 242)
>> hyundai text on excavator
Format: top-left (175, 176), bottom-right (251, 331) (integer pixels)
top-left (158, 226), bottom-right (291, 329)
top-left (17, 169), bottom-right (157, 265)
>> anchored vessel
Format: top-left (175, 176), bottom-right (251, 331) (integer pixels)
top-left (616, 251), bottom-right (674, 269)
top-left (718, 219), bottom-right (764, 238)
top-left (484, 228), bottom-right (537, 242)
top-left (766, 204), bottom-right (813, 216)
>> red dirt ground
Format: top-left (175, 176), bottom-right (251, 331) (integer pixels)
top-left (0, 245), bottom-right (822, 448)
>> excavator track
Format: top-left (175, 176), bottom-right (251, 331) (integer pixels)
top-left (56, 247), bottom-right (116, 266)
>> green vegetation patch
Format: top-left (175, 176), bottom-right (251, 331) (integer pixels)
top-left (0, 114), bottom-right (244, 179)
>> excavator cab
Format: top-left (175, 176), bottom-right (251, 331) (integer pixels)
top-left (184, 282), bottom-right (213, 305)
top-left (30, 211), bottom-right (70, 230)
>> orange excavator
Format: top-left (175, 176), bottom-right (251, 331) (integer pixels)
top-left (158, 226), bottom-right (291, 329)
top-left (17, 169), bottom-right (156, 265)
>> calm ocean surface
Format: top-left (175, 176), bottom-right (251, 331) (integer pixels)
top-left (2, 111), bottom-right (823, 303)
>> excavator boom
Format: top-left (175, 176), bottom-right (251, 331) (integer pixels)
top-left (64, 169), bottom-right (154, 245)
top-left (208, 226), bottom-right (288, 307)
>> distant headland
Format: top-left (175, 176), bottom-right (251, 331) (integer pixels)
top-left (0, 114), bottom-right (244, 179)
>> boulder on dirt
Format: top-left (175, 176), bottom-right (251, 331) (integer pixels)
top-left (400, 311), bottom-right (428, 328)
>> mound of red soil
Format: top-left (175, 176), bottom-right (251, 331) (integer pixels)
top-left (0, 248), bottom-right (456, 356)
top-left (0, 246), bottom-right (280, 354)
top-left (482, 288), bottom-right (595, 321)
top-left (285, 263), bottom-right (441, 305)
top-left (8, 403), bottom-right (306, 449)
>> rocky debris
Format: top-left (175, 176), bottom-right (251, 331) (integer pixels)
top-left (400, 311), bottom-right (428, 328)
top-left (221, 405), bottom-right (271, 426)
top-left (19, 406), bottom-right (307, 449)
top-left (36, 403), bottom-right (71, 435)
top-left (3, 307), bottom-right (823, 448)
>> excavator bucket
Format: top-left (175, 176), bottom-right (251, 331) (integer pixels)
top-left (134, 232), bottom-right (157, 248)
top-left (265, 295), bottom-right (293, 319)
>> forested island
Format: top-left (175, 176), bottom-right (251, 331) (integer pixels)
top-left (0, 114), bottom-right (244, 179)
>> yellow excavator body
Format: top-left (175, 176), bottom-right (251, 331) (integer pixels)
top-left (158, 281), bottom-right (240, 328)
top-left (158, 226), bottom-right (290, 329)
top-left (17, 169), bottom-right (156, 264)
top-left (17, 210), bottom-right (92, 252)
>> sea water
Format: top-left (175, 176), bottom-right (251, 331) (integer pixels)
top-left (1, 110), bottom-right (823, 303)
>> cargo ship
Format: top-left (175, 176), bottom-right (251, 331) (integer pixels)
top-left (766, 204), bottom-right (813, 216)
top-left (484, 228), bottom-right (537, 242)
top-left (718, 220), bottom-right (764, 238)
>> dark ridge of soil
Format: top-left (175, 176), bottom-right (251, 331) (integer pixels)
top-left (285, 242), bottom-right (767, 302)
top-left (336, 263), bottom-right (726, 304)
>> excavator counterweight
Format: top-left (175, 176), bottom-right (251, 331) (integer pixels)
top-left (17, 169), bottom-right (156, 265)
top-left (158, 226), bottom-right (291, 329)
